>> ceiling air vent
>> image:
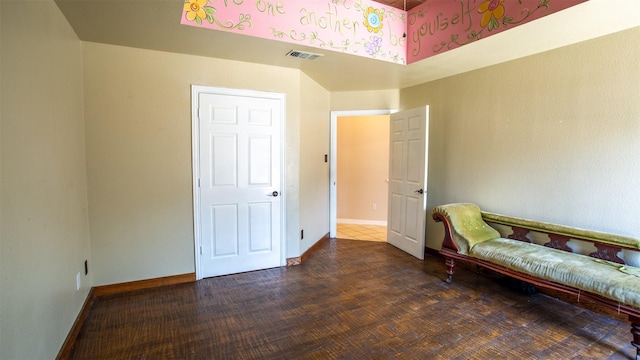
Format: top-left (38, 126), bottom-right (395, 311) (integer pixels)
top-left (286, 50), bottom-right (323, 61)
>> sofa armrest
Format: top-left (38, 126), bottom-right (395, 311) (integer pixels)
top-left (432, 203), bottom-right (501, 255)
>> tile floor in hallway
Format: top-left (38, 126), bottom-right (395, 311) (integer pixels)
top-left (336, 223), bottom-right (387, 242)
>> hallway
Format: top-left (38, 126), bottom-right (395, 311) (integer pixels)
top-left (336, 223), bottom-right (386, 242)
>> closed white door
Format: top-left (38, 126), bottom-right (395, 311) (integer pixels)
top-left (387, 106), bottom-right (429, 259)
top-left (196, 89), bottom-right (283, 278)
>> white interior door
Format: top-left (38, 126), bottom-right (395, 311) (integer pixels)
top-left (387, 106), bottom-right (429, 259)
top-left (195, 88), bottom-right (283, 278)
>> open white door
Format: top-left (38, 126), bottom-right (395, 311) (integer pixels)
top-left (387, 106), bottom-right (429, 259)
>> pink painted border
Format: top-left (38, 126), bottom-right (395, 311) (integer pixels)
top-left (180, 0), bottom-right (588, 65)
top-left (406, 0), bottom-right (588, 64)
top-left (181, 0), bottom-right (407, 64)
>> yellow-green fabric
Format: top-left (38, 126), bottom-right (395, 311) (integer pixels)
top-left (482, 211), bottom-right (640, 249)
top-left (432, 203), bottom-right (500, 255)
top-left (470, 238), bottom-right (640, 308)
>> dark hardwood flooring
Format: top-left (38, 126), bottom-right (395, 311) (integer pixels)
top-left (69, 239), bottom-right (635, 359)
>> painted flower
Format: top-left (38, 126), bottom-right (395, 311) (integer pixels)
top-left (365, 36), bottom-right (382, 56)
top-left (365, 42), bottom-right (376, 56)
top-left (478, 0), bottom-right (505, 30)
top-left (364, 7), bottom-right (384, 33)
top-left (184, 0), bottom-right (208, 22)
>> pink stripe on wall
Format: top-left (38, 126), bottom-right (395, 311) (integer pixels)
top-left (180, 0), bottom-right (588, 65)
top-left (180, 0), bottom-right (407, 64)
top-left (406, 0), bottom-right (588, 64)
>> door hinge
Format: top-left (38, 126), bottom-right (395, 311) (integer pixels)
top-left (198, 178), bottom-right (201, 187)
top-left (200, 246), bottom-right (203, 255)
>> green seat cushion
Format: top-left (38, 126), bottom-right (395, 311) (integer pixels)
top-left (470, 238), bottom-right (640, 308)
top-left (433, 203), bottom-right (500, 255)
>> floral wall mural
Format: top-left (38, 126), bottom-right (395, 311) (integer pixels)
top-left (406, 0), bottom-right (587, 64)
top-left (180, 0), bottom-right (588, 65)
top-left (180, 0), bottom-right (407, 64)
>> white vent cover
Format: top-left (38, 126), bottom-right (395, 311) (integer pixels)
top-left (286, 50), bottom-right (323, 61)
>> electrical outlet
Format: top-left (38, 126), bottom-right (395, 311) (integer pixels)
top-left (372, 203), bottom-right (377, 210)
top-left (76, 272), bottom-right (81, 290)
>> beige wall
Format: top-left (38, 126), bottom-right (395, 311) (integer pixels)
top-left (0, 1), bottom-right (92, 359)
top-left (330, 89), bottom-right (400, 111)
top-left (337, 115), bottom-right (389, 223)
top-left (400, 28), bottom-right (640, 249)
top-left (299, 73), bottom-right (331, 253)
top-left (83, 42), bottom-right (318, 284)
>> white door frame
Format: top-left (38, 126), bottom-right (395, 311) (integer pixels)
top-left (192, 85), bottom-right (287, 280)
top-left (329, 109), bottom-right (395, 238)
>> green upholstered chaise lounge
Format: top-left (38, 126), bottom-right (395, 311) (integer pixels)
top-left (432, 203), bottom-right (640, 360)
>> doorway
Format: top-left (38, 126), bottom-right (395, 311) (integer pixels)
top-left (329, 110), bottom-right (394, 241)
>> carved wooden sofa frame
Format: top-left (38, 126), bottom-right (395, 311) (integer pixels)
top-left (432, 203), bottom-right (640, 360)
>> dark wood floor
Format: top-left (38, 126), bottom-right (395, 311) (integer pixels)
top-left (69, 239), bottom-right (635, 359)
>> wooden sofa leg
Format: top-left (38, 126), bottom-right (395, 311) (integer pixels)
top-left (629, 315), bottom-right (640, 360)
top-left (445, 257), bottom-right (455, 283)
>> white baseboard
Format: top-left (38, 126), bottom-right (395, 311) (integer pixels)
top-left (337, 218), bottom-right (387, 226)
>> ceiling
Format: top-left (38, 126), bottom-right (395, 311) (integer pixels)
top-left (373, 0), bottom-right (424, 11)
top-left (54, 0), bottom-right (639, 92)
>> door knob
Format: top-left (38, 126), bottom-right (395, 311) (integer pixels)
top-left (415, 189), bottom-right (424, 194)
top-left (267, 191), bottom-right (279, 197)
